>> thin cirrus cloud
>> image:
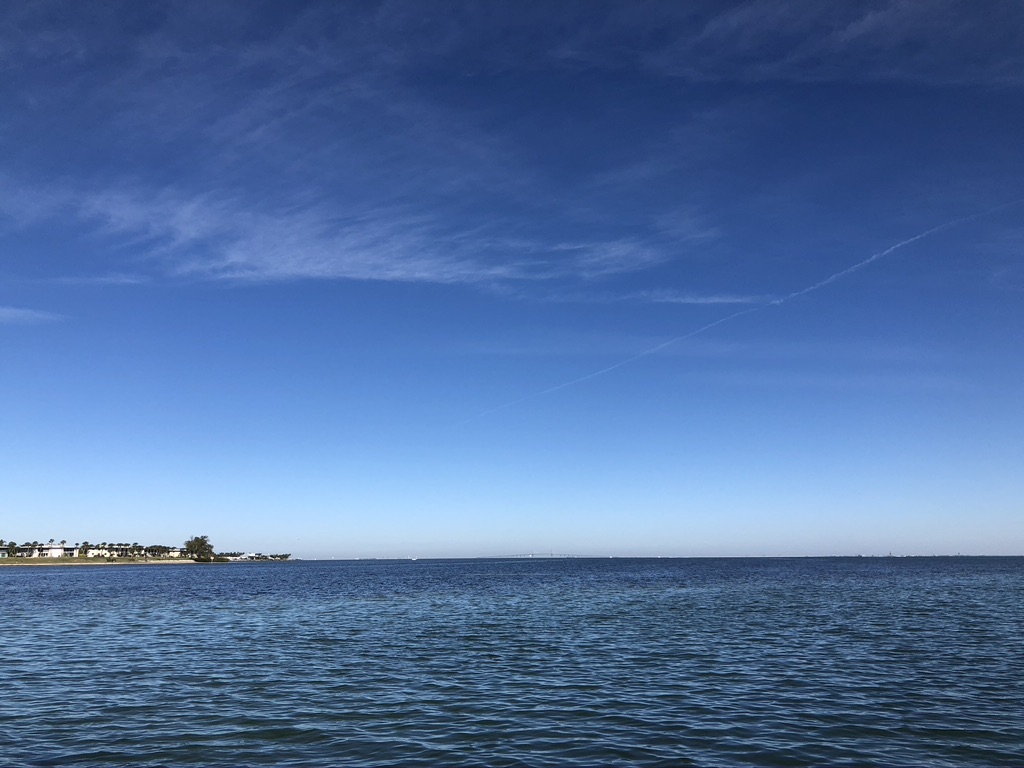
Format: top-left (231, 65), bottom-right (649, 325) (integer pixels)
top-left (630, 290), bottom-right (763, 305)
top-left (0, 9), bottom-right (708, 291)
top-left (560, 0), bottom-right (1024, 86)
top-left (52, 274), bottom-right (150, 286)
top-left (244, 1), bottom-right (1024, 88)
top-left (2, 1), bottom-right (1020, 293)
top-left (67, 186), bottom-right (675, 287)
top-left (0, 306), bottom-right (63, 324)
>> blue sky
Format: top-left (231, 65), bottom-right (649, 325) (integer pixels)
top-left (2, 1), bottom-right (1023, 557)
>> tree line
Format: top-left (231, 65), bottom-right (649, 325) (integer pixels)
top-left (2, 535), bottom-right (289, 562)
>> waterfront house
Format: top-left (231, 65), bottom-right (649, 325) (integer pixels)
top-left (16, 543), bottom-right (78, 558)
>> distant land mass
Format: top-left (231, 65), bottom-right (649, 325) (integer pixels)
top-left (0, 536), bottom-right (290, 563)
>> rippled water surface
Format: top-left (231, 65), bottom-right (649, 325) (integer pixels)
top-left (2, 557), bottom-right (1022, 766)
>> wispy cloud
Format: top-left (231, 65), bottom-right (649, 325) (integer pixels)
top-left (578, 1), bottom-right (1024, 87)
top-left (1, 1), bottom-right (1018, 296)
top-left (1, 3), bottom-right (729, 290)
top-left (62, 185), bottom-right (680, 286)
top-left (347, 1), bottom-right (1024, 88)
top-left (0, 306), bottom-right (63, 324)
top-left (52, 273), bottom-right (149, 286)
top-left (629, 289), bottom-right (763, 305)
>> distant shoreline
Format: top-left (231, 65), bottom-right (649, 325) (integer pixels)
top-left (0, 558), bottom-right (201, 566)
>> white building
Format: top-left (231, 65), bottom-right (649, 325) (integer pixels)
top-left (17, 543), bottom-right (78, 558)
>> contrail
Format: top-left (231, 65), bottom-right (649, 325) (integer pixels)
top-left (469, 198), bottom-right (1023, 421)
top-left (471, 305), bottom-right (763, 420)
top-left (770, 200), bottom-right (1022, 306)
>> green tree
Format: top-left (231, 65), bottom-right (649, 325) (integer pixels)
top-left (184, 535), bottom-right (215, 561)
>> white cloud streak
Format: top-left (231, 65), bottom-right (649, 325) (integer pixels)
top-left (631, 290), bottom-right (762, 305)
top-left (0, 6), bottom-right (721, 290)
top-left (2, 2), bottom-right (1019, 292)
top-left (0, 306), bottom-right (63, 324)
top-left (63, 185), bottom-right (677, 286)
top-left (643, 0), bottom-right (1024, 86)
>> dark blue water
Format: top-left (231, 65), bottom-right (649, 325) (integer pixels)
top-left (1, 557), bottom-right (1022, 766)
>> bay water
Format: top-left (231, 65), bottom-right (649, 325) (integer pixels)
top-left (2, 557), bottom-right (1022, 766)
